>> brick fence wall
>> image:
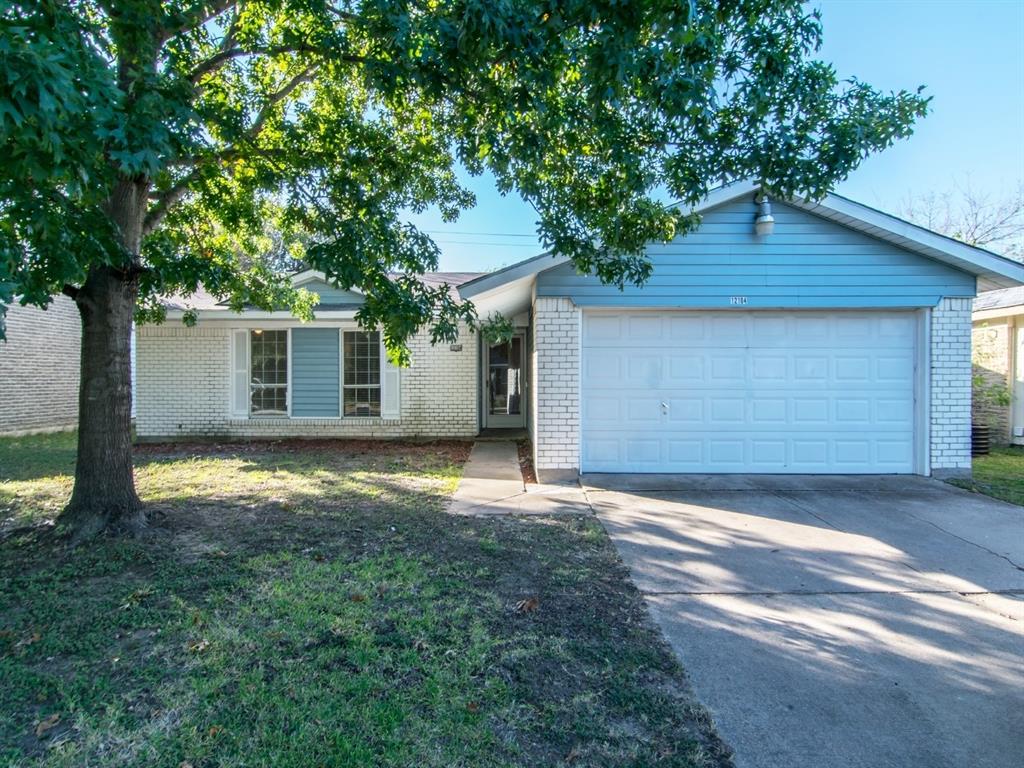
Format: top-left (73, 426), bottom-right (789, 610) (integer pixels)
top-left (0, 296), bottom-right (81, 435)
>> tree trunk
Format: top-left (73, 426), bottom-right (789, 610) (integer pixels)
top-left (59, 266), bottom-right (143, 539)
top-left (59, 179), bottom-right (149, 540)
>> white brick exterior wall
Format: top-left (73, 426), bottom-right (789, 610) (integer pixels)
top-left (530, 296), bottom-right (580, 482)
top-left (0, 295), bottom-right (81, 435)
top-left (527, 298), bottom-right (975, 481)
top-left (930, 298), bottom-right (973, 477)
top-left (135, 322), bottom-right (478, 439)
top-left (136, 297), bottom-right (975, 480)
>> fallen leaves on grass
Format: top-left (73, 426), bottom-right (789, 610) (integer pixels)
top-left (514, 596), bottom-right (539, 614)
top-left (35, 713), bottom-right (60, 738)
top-left (187, 639), bottom-right (210, 653)
top-left (16, 631), bottom-right (41, 648)
top-left (120, 587), bottom-right (154, 610)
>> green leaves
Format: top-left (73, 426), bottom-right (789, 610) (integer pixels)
top-left (1, 0), bottom-right (928, 352)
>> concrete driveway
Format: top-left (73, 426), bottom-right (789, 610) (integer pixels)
top-left (587, 474), bottom-right (1024, 768)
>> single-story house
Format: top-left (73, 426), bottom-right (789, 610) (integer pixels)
top-left (971, 287), bottom-right (1024, 445)
top-left (0, 295), bottom-right (82, 436)
top-left (135, 180), bottom-right (1024, 480)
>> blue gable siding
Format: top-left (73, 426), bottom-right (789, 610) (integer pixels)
top-left (535, 199), bottom-right (976, 308)
top-left (300, 279), bottom-right (364, 306)
top-left (291, 328), bottom-right (340, 417)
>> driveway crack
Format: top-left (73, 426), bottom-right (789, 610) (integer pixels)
top-left (899, 511), bottom-right (1024, 572)
top-left (767, 490), bottom-right (846, 531)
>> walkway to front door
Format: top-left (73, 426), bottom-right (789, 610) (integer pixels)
top-left (447, 441), bottom-right (588, 516)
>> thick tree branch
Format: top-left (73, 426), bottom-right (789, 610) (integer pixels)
top-left (145, 65), bottom-right (317, 234)
top-left (143, 169), bottom-right (202, 235)
top-left (188, 43), bottom-right (361, 84)
top-left (158, 0), bottom-right (238, 46)
top-left (248, 65), bottom-right (317, 136)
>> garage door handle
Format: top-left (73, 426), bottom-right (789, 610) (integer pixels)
top-left (661, 401), bottom-right (669, 413)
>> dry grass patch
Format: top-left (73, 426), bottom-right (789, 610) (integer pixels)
top-left (1, 433), bottom-right (731, 767)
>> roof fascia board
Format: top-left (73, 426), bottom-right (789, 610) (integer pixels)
top-left (795, 194), bottom-right (1024, 285)
top-left (677, 180), bottom-right (1024, 285)
top-left (163, 309), bottom-right (359, 321)
top-left (458, 252), bottom-right (568, 298)
top-left (291, 270), bottom-right (366, 295)
top-left (973, 306), bottom-right (1023, 322)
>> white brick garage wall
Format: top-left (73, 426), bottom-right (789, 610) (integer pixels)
top-left (135, 323), bottom-right (478, 439)
top-left (929, 298), bottom-right (973, 477)
top-left (530, 296), bottom-right (581, 482)
top-left (0, 296), bottom-right (81, 436)
top-left (531, 299), bottom-right (973, 480)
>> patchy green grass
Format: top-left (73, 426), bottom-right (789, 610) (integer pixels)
top-left (0, 434), bottom-right (730, 767)
top-left (949, 446), bottom-right (1024, 506)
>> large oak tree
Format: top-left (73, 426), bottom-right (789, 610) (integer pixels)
top-left (1, 0), bottom-right (928, 539)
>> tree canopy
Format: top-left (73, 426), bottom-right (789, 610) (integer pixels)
top-left (2, 0), bottom-right (928, 358)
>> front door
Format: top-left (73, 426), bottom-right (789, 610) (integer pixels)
top-left (485, 334), bottom-right (526, 428)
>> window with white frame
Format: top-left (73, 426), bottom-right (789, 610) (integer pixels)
top-left (250, 330), bottom-right (288, 415)
top-left (343, 330), bottom-right (380, 416)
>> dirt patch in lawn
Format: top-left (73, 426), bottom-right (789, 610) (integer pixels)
top-left (1, 434), bottom-right (732, 767)
top-left (516, 439), bottom-right (538, 485)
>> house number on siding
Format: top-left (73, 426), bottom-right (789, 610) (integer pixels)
top-left (729, 296), bottom-right (748, 305)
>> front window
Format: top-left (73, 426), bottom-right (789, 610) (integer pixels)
top-left (250, 330), bottom-right (288, 415)
top-left (343, 330), bottom-right (380, 416)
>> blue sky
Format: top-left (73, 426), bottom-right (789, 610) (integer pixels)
top-left (411, 0), bottom-right (1024, 273)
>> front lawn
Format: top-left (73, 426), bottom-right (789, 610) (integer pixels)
top-left (949, 445), bottom-right (1024, 506)
top-left (0, 433), bottom-right (730, 767)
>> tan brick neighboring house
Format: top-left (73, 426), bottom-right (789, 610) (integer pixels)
top-left (0, 295), bottom-right (81, 436)
top-left (972, 287), bottom-right (1024, 446)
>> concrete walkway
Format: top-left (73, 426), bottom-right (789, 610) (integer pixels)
top-left (591, 474), bottom-right (1024, 768)
top-left (447, 441), bottom-right (590, 516)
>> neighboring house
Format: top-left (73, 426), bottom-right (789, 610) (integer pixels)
top-left (971, 287), bottom-right (1024, 445)
top-left (135, 181), bottom-right (1024, 480)
top-left (0, 295), bottom-right (81, 436)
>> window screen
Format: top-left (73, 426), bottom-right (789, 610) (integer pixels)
top-left (250, 330), bottom-right (288, 415)
top-left (343, 330), bottom-right (381, 417)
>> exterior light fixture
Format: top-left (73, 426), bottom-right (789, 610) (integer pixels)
top-left (754, 195), bottom-right (775, 237)
top-left (253, 328), bottom-right (263, 335)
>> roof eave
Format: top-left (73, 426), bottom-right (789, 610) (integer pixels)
top-left (457, 251), bottom-right (568, 299)
top-left (678, 181), bottom-right (1024, 288)
top-left (162, 308), bottom-right (360, 321)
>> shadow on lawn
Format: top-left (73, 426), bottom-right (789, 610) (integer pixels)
top-left (0, 439), bottom-right (733, 768)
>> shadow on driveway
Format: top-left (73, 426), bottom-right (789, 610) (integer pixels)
top-left (587, 474), bottom-right (1024, 768)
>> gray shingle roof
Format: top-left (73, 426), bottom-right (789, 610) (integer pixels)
top-left (974, 286), bottom-right (1024, 312)
top-left (160, 272), bottom-right (485, 312)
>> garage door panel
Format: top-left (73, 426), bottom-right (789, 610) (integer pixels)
top-left (582, 434), bottom-right (917, 473)
top-left (586, 392), bottom-right (914, 431)
top-left (627, 355), bottom-right (662, 385)
top-left (581, 311), bottom-right (918, 474)
top-left (668, 398), bottom-right (704, 423)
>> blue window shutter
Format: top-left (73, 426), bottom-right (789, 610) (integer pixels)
top-left (291, 328), bottom-right (340, 417)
